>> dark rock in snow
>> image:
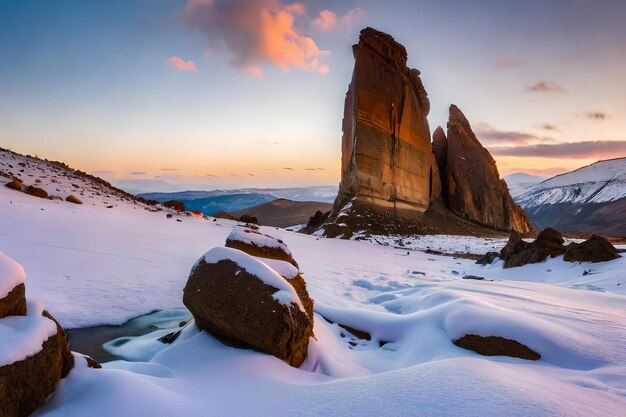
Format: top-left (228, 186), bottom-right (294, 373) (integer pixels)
top-left (0, 283), bottom-right (26, 318)
top-left (502, 228), bottom-right (567, 269)
top-left (23, 185), bottom-right (48, 199)
top-left (65, 194), bottom-right (83, 205)
top-left (226, 226), bottom-right (299, 268)
top-left (564, 235), bottom-right (620, 263)
top-left (475, 251), bottom-right (499, 265)
top-left (453, 334), bottom-right (540, 360)
top-left (4, 177), bottom-right (22, 191)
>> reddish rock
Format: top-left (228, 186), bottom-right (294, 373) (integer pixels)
top-left (4, 177), bottom-right (22, 191)
top-left (564, 235), bottom-right (620, 263)
top-left (183, 248), bottom-right (313, 367)
top-left (335, 27), bottom-right (441, 213)
top-left (503, 227), bottom-right (567, 268)
top-left (0, 310), bottom-right (74, 417)
top-left (23, 185), bottom-right (48, 199)
top-left (0, 283), bottom-right (26, 318)
top-left (65, 194), bottom-right (83, 204)
top-left (213, 211), bottom-right (237, 221)
top-left (444, 105), bottom-right (535, 234)
top-left (225, 226), bottom-right (299, 268)
top-left (453, 334), bottom-right (540, 360)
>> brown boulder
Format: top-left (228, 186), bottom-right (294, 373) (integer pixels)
top-left (453, 334), bottom-right (540, 360)
top-left (500, 231), bottom-right (530, 261)
top-left (0, 283), bottom-right (26, 318)
top-left (65, 194), bottom-right (83, 204)
top-left (564, 235), bottom-right (620, 263)
top-left (225, 226), bottom-right (299, 268)
top-left (443, 105), bottom-right (535, 234)
top-left (23, 185), bottom-right (48, 199)
top-left (503, 227), bottom-right (567, 268)
top-left (4, 177), bottom-right (22, 191)
top-left (183, 247), bottom-right (313, 367)
top-left (0, 308), bottom-right (74, 417)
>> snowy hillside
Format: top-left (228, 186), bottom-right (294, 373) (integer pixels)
top-left (1, 156), bottom-right (626, 416)
top-left (517, 158), bottom-right (626, 207)
top-left (504, 172), bottom-right (545, 198)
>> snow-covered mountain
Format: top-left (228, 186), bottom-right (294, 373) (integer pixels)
top-left (514, 158), bottom-right (626, 236)
top-left (504, 173), bottom-right (546, 198)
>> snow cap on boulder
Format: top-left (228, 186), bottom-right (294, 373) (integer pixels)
top-left (226, 225), bottom-right (298, 267)
top-left (0, 251), bottom-right (27, 317)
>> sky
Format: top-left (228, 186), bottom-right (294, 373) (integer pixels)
top-left (1, 0), bottom-right (626, 192)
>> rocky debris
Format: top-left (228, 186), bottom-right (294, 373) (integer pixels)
top-left (0, 283), bottom-right (27, 317)
top-left (23, 185), bottom-right (48, 199)
top-left (475, 251), bottom-right (499, 265)
top-left (453, 334), bottom-right (540, 360)
top-left (564, 235), bottom-right (620, 263)
top-left (501, 228), bottom-right (567, 268)
top-left (442, 105), bottom-right (535, 234)
top-left (5, 177), bottom-right (22, 191)
top-left (163, 200), bottom-right (185, 211)
top-left (65, 194), bottom-right (83, 204)
top-left (302, 210), bottom-right (330, 233)
top-left (0, 252), bottom-right (75, 417)
top-left (462, 275), bottom-right (486, 281)
top-left (183, 247), bottom-right (313, 367)
top-left (334, 27), bottom-right (440, 215)
top-left (226, 225), bottom-right (299, 268)
top-left (213, 211), bottom-right (237, 221)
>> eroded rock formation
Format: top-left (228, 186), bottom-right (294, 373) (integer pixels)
top-left (320, 27), bottom-right (535, 238)
top-left (338, 27), bottom-right (441, 212)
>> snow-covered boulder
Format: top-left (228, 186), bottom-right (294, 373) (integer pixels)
top-left (0, 252), bottom-right (75, 417)
top-left (225, 225), bottom-right (299, 268)
top-left (183, 247), bottom-right (313, 367)
top-left (0, 251), bottom-right (26, 317)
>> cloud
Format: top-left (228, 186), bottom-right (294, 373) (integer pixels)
top-left (304, 167), bottom-right (325, 171)
top-left (537, 124), bottom-right (558, 131)
top-left (159, 168), bottom-right (179, 171)
top-left (585, 112), bottom-right (609, 120)
top-left (489, 140), bottom-right (626, 158)
top-left (526, 81), bottom-right (564, 93)
top-left (204, 174), bottom-right (219, 178)
top-left (474, 123), bottom-right (549, 145)
top-left (130, 171), bottom-right (147, 176)
top-left (168, 56), bottom-right (198, 72)
top-left (495, 57), bottom-right (523, 68)
top-left (248, 173), bottom-right (255, 176)
top-left (282, 167), bottom-right (294, 170)
top-left (92, 170), bottom-right (115, 175)
top-left (257, 140), bottom-right (281, 145)
top-left (184, 0), bottom-right (330, 76)
top-left (311, 7), bottom-right (365, 32)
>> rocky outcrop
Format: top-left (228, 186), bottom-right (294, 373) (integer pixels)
top-left (564, 235), bottom-right (620, 263)
top-left (501, 228), bottom-right (566, 268)
top-left (453, 334), bottom-right (540, 360)
top-left (183, 246), bottom-right (313, 367)
top-left (66, 194), bottom-right (83, 205)
top-left (5, 177), bottom-right (22, 191)
top-left (441, 105), bottom-right (535, 234)
top-left (0, 251), bottom-right (75, 417)
top-left (319, 28), bottom-right (535, 238)
top-left (336, 27), bottom-right (441, 213)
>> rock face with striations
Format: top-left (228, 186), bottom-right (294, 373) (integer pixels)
top-left (319, 27), bottom-right (535, 238)
top-left (439, 105), bottom-right (535, 234)
top-left (337, 27), bottom-right (441, 212)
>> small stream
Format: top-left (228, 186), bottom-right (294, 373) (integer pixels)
top-left (66, 309), bottom-right (192, 363)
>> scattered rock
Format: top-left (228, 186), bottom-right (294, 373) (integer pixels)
top-left (475, 251), bottom-right (499, 265)
top-left (238, 214), bottom-right (258, 224)
top-left (65, 194), bottom-right (83, 205)
top-left (23, 185), bottom-right (48, 199)
top-left (564, 235), bottom-right (620, 263)
top-left (183, 247), bottom-right (313, 367)
top-left (4, 177), bottom-right (22, 191)
top-left (213, 211), bottom-right (237, 221)
top-left (453, 334), bottom-right (540, 360)
top-left (158, 330), bottom-right (181, 344)
top-left (502, 228), bottom-right (566, 269)
top-left (462, 275), bottom-right (485, 281)
top-left (163, 200), bottom-right (185, 211)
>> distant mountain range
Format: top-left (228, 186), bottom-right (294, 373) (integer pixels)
top-left (507, 158), bottom-right (626, 236)
top-left (138, 186), bottom-right (337, 216)
top-left (230, 198), bottom-right (333, 228)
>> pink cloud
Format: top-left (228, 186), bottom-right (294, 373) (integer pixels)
top-left (184, 0), bottom-right (329, 76)
top-left (495, 57), bottom-right (523, 67)
top-left (311, 7), bottom-right (365, 32)
top-left (168, 56), bottom-right (197, 72)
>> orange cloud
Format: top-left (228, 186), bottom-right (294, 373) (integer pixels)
top-left (311, 7), bottom-right (365, 32)
top-left (168, 56), bottom-right (198, 72)
top-left (184, 0), bottom-right (329, 75)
